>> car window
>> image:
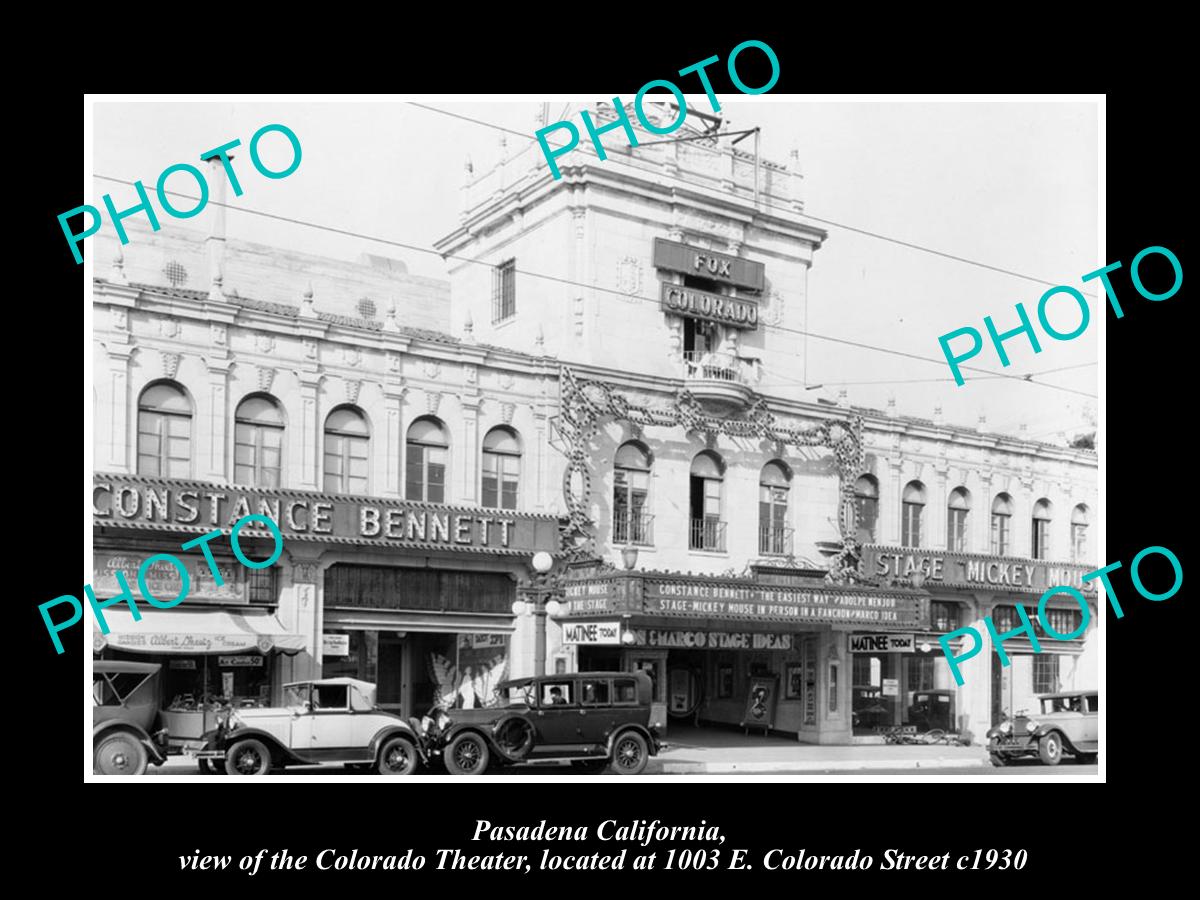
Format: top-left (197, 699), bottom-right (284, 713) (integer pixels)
top-left (284, 684), bottom-right (310, 708)
top-left (1086, 694), bottom-right (1098, 713)
top-left (581, 679), bottom-right (610, 706)
top-left (93, 675), bottom-right (118, 706)
top-left (613, 678), bottom-right (639, 706)
top-left (540, 682), bottom-right (574, 707)
top-left (312, 684), bottom-right (349, 710)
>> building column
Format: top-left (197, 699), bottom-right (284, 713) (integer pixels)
top-left (297, 372), bottom-right (323, 490)
top-left (104, 344), bottom-right (135, 472)
top-left (384, 386), bottom-right (407, 496)
top-left (884, 459), bottom-right (904, 545)
top-left (204, 359), bottom-right (233, 482)
top-left (461, 397), bottom-right (481, 505)
top-left (932, 466), bottom-right (949, 550)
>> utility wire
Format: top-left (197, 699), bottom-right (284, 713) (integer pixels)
top-left (89, 173), bottom-right (1096, 400)
top-left (405, 102), bottom-right (1099, 297)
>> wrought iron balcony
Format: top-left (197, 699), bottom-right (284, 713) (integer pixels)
top-left (680, 351), bottom-right (756, 410)
top-left (682, 350), bottom-right (747, 383)
top-left (690, 517), bottom-right (727, 552)
top-left (613, 511), bottom-right (654, 546)
top-left (759, 525), bottom-right (794, 557)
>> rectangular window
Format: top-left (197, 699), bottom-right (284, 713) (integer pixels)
top-left (247, 567), bottom-right (277, 606)
top-left (492, 258), bottom-right (516, 322)
top-left (991, 605), bottom-right (1017, 632)
top-left (482, 451), bottom-right (519, 510)
top-left (856, 497), bottom-right (877, 542)
top-left (581, 679), bottom-right (610, 706)
top-left (905, 656), bottom-right (936, 692)
top-left (991, 514), bottom-right (1011, 556)
top-left (947, 508), bottom-right (968, 553)
top-left (138, 411), bottom-right (190, 478)
top-left (325, 434), bottom-right (369, 494)
top-left (235, 422), bottom-right (283, 487)
top-left (1032, 655), bottom-right (1060, 694)
top-left (902, 502), bottom-right (922, 547)
top-left (1042, 607), bottom-right (1082, 637)
top-left (612, 678), bottom-right (639, 705)
top-left (930, 601), bottom-right (959, 633)
top-left (1032, 518), bottom-right (1050, 559)
top-left (1071, 524), bottom-right (1088, 562)
top-left (540, 681), bottom-right (574, 707)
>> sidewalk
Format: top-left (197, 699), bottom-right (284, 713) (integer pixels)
top-left (647, 727), bottom-right (989, 773)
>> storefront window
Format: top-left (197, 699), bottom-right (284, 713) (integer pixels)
top-left (905, 656), bottom-right (936, 692)
top-left (852, 652), bottom-right (897, 734)
top-left (1033, 654), bottom-right (1060, 693)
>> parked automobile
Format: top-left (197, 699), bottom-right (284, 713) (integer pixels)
top-left (93, 661), bottom-right (170, 775)
top-left (907, 689), bottom-right (956, 732)
top-left (433, 671), bottom-right (664, 776)
top-left (987, 690), bottom-right (1099, 766)
top-left (193, 678), bottom-right (422, 776)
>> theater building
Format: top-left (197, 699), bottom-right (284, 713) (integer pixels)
top-left (433, 103), bottom-right (1099, 742)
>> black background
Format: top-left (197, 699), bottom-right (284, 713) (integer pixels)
top-left (21, 21), bottom-right (1187, 886)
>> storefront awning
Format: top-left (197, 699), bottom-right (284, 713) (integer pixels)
top-left (92, 608), bottom-right (306, 655)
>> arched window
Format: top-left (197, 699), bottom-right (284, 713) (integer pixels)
top-left (901, 481), bottom-right (926, 547)
top-left (947, 487), bottom-right (971, 553)
top-left (854, 475), bottom-right (879, 543)
top-left (324, 406), bottom-right (369, 494)
top-left (991, 493), bottom-right (1014, 556)
top-left (759, 461), bottom-right (792, 556)
top-left (613, 442), bottom-right (653, 545)
top-left (482, 426), bottom-right (520, 510)
top-left (137, 381), bottom-right (192, 477)
top-left (234, 394), bottom-right (284, 487)
top-left (406, 417), bottom-right (448, 503)
top-left (689, 451), bottom-right (725, 552)
top-left (1032, 499), bottom-right (1053, 560)
top-left (1071, 504), bottom-right (1090, 563)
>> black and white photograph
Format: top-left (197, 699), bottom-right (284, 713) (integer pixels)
top-left (76, 94), bottom-right (1109, 784)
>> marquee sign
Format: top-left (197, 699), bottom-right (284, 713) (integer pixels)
top-left (660, 283), bottom-right (759, 329)
top-left (93, 474), bottom-right (560, 554)
top-left (652, 238), bottom-right (766, 291)
top-left (558, 573), bottom-right (926, 630)
top-left (860, 545), bottom-right (1098, 595)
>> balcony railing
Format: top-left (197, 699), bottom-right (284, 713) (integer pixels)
top-left (758, 525), bottom-right (794, 557)
top-left (690, 517), bottom-right (727, 552)
top-left (613, 511), bottom-right (654, 546)
top-left (682, 350), bottom-right (746, 384)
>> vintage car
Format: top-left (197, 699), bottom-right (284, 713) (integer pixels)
top-left (987, 689), bottom-right (1099, 766)
top-left (193, 677), bottom-right (422, 776)
top-left (93, 661), bottom-right (170, 775)
top-left (433, 671), bottom-right (664, 776)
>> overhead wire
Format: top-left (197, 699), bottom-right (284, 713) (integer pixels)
top-left (89, 173), bottom-right (1097, 401)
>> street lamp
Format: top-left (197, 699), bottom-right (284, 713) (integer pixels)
top-left (519, 552), bottom-right (561, 676)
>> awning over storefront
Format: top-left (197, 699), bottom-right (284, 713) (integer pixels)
top-left (323, 608), bottom-right (515, 635)
top-left (92, 608), bottom-right (306, 655)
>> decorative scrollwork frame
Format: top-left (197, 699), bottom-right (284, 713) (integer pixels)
top-left (552, 367), bottom-right (867, 583)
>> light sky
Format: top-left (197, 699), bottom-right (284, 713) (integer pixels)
top-left (93, 98), bottom-right (1099, 443)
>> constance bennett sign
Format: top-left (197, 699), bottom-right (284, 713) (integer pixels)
top-left (94, 474), bottom-right (560, 554)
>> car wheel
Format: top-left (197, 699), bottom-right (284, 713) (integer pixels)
top-left (94, 731), bottom-right (149, 776)
top-left (611, 732), bottom-right (649, 776)
top-left (445, 733), bottom-right (490, 776)
top-left (225, 738), bottom-right (272, 776)
top-left (378, 736), bottom-right (419, 776)
top-left (571, 759), bottom-right (610, 774)
top-left (988, 752), bottom-right (1008, 767)
top-left (1037, 732), bottom-right (1063, 766)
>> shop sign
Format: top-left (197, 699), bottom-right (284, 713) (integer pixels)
top-left (93, 552), bottom-right (248, 605)
top-left (849, 633), bottom-right (915, 653)
top-left (861, 545), bottom-right (1098, 594)
top-left (169, 659), bottom-right (196, 670)
top-left (562, 621), bottom-right (623, 645)
top-left (218, 655), bottom-right (263, 667)
top-left (459, 634), bottom-right (508, 649)
top-left (105, 632), bottom-right (274, 654)
top-left (633, 629), bottom-right (792, 651)
top-left (94, 473), bottom-right (559, 554)
top-left (881, 678), bottom-right (899, 697)
top-left (660, 283), bottom-right (759, 330)
top-left (653, 238), bottom-right (765, 291)
top-left (322, 634), bottom-right (350, 657)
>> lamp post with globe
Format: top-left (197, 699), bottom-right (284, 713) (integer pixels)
top-left (511, 550), bottom-right (562, 677)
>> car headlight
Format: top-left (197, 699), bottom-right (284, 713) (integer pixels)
top-left (999, 721), bottom-right (1012, 734)
top-left (1025, 719), bottom-right (1040, 733)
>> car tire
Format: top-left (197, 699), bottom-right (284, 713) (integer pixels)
top-left (611, 731), bottom-right (649, 776)
top-left (492, 716), bottom-right (536, 761)
top-left (94, 731), bottom-right (149, 776)
top-left (378, 736), bottom-right (419, 776)
top-left (1037, 731), bottom-right (1063, 766)
top-left (225, 738), bottom-right (272, 776)
top-left (445, 733), bottom-right (490, 776)
top-left (988, 752), bottom-right (1008, 767)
